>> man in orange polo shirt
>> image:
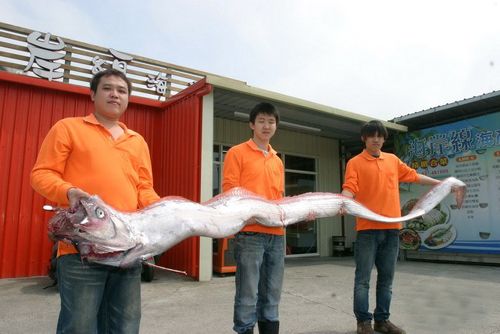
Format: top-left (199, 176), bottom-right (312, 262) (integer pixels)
top-left (223, 102), bottom-right (284, 334)
top-left (342, 120), bottom-right (441, 334)
top-left (31, 69), bottom-right (160, 334)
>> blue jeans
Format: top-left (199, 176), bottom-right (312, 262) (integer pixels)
top-left (233, 232), bottom-right (285, 333)
top-left (353, 229), bottom-right (400, 323)
top-left (56, 254), bottom-right (142, 334)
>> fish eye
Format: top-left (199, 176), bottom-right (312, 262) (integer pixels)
top-left (95, 207), bottom-right (106, 219)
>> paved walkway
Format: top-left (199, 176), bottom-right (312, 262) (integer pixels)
top-left (1, 257), bottom-right (500, 333)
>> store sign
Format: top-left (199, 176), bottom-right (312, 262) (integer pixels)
top-left (91, 48), bottom-right (134, 74)
top-left (22, 30), bottom-right (169, 95)
top-left (146, 72), bottom-right (170, 95)
top-left (24, 32), bottom-right (65, 80)
top-left (395, 112), bottom-right (500, 254)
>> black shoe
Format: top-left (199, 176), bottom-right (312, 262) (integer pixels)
top-left (258, 320), bottom-right (279, 334)
top-left (374, 320), bottom-right (406, 334)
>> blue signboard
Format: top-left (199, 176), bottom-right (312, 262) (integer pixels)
top-left (395, 112), bottom-right (500, 254)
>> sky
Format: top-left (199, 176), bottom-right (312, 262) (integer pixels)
top-left (2, 0), bottom-right (500, 120)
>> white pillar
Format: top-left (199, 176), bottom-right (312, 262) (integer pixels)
top-left (198, 90), bottom-right (214, 281)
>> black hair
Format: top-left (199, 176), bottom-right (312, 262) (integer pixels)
top-left (249, 102), bottom-right (280, 125)
top-left (360, 120), bottom-right (388, 140)
top-left (90, 69), bottom-right (132, 96)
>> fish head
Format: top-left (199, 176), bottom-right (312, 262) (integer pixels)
top-left (48, 200), bottom-right (88, 242)
top-left (76, 195), bottom-right (119, 240)
top-left (48, 195), bottom-right (138, 263)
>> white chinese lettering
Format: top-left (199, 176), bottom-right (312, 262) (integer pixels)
top-left (24, 32), bottom-right (66, 81)
top-left (146, 72), bottom-right (170, 95)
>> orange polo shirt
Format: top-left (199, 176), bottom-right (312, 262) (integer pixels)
top-left (222, 139), bottom-right (284, 235)
top-left (342, 150), bottom-right (419, 231)
top-left (31, 114), bottom-right (160, 256)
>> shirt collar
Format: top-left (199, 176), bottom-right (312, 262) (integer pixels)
top-left (83, 114), bottom-right (131, 134)
top-left (361, 149), bottom-right (385, 160)
top-left (246, 139), bottom-right (277, 155)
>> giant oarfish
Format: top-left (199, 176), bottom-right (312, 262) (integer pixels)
top-left (47, 176), bottom-right (466, 267)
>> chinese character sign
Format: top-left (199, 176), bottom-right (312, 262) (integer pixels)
top-left (399, 126), bottom-right (499, 162)
top-left (146, 72), bottom-right (170, 95)
top-left (91, 48), bottom-right (134, 75)
top-left (20, 29), bottom-right (172, 98)
top-left (395, 112), bottom-right (500, 254)
top-left (24, 31), bottom-right (66, 81)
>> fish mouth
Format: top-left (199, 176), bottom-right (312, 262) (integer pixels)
top-left (79, 246), bottom-right (127, 266)
top-left (70, 199), bottom-right (119, 240)
top-left (75, 216), bottom-right (119, 241)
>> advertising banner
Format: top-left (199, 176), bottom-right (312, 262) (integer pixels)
top-left (395, 112), bottom-right (500, 254)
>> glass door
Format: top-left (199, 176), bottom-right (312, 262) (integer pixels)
top-left (283, 154), bottom-right (318, 256)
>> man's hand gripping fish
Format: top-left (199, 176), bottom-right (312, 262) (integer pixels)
top-left (48, 177), bottom-right (466, 267)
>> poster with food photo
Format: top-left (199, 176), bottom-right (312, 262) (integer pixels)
top-left (395, 112), bottom-right (500, 254)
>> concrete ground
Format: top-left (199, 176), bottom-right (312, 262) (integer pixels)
top-left (1, 256), bottom-right (500, 334)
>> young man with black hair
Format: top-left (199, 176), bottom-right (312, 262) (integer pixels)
top-left (342, 120), bottom-right (441, 334)
top-left (223, 102), bottom-right (284, 334)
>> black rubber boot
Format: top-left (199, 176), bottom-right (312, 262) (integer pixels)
top-left (257, 320), bottom-right (279, 334)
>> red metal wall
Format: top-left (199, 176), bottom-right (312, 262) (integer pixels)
top-left (152, 80), bottom-right (212, 279)
top-left (0, 71), bottom-right (211, 279)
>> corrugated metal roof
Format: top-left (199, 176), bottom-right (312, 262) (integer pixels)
top-left (391, 90), bottom-right (500, 130)
top-left (206, 74), bottom-right (408, 143)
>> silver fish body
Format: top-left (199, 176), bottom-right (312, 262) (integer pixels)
top-left (48, 177), bottom-right (466, 267)
top-left (408, 176), bottom-right (466, 213)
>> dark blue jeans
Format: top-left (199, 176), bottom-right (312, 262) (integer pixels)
top-left (353, 229), bottom-right (400, 323)
top-left (56, 254), bottom-right (142, 334)
top-left (233, 232), bottom-right (285, 333)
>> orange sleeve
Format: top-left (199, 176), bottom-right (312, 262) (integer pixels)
top-left (136, 138), bottom-right (160, 208)
top-left (30, 120), bottom-right (75, 205)
top-left (342, 159), bottom-right (359, 195)
top-left (278, 163), bottom-right (285, 198)
top-left (398, 158), bottom-right (419, 183)
top-left (222, 148), bottom-right (241, 192)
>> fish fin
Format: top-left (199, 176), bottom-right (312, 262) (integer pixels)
top-left (119, 245), bottom-right (152, 268)
top-left (142, 261), bottom-right (187, 275)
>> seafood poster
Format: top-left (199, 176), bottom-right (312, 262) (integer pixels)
top-left (395, 112), bottom-right (500, 254)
